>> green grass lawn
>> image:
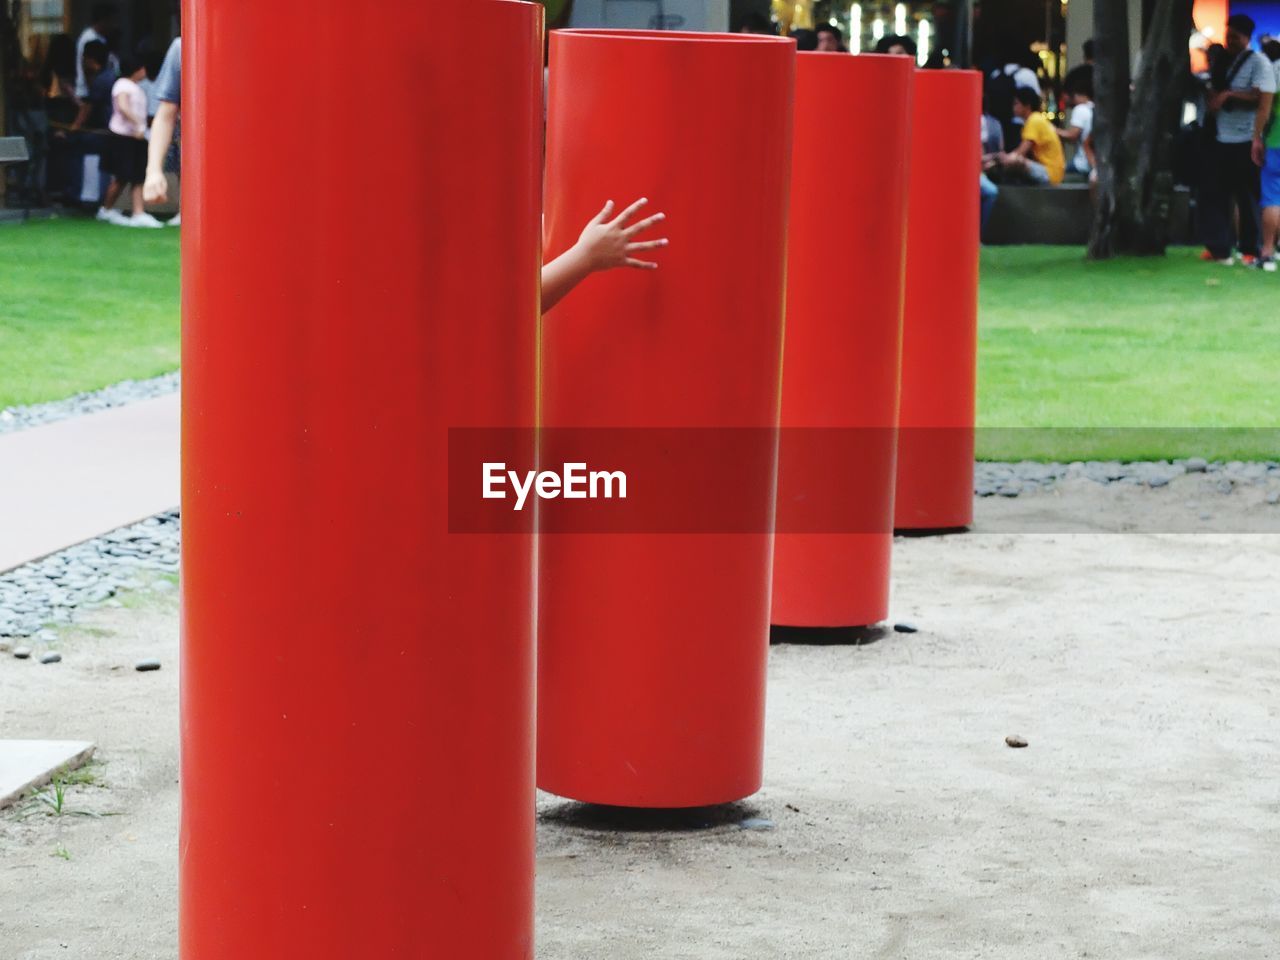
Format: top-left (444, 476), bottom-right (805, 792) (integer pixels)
top-left (977, 246), bottom-right (1280, 460)
top-left (0, 218), bottom-right (179, 409)
top-left (2, 222), bottom-right (1276, 460)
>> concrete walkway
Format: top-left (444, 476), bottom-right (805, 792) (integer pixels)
top-left (0, 394), bottom-right (179, 572)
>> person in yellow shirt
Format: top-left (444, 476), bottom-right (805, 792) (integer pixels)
top-left (984, 87), bottom-right (1066, 185)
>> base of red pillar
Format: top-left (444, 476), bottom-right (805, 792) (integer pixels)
top-left (540, 787), bottom-right (762, 810)
top-left (541, 799), bottom-right (760, 833)
top-left (769, 624), bottom-right (889, 646)
top-left (893, 526), bottom-right (971, 538)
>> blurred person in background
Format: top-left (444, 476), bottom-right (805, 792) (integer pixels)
top-left (40, 33), bottom-right (78, 106)
top-left (7, 46), bottom-right (50, 206)
top-left (1062, 38), bottom-right (1094, 104)
top-left (1252, 36), bottom-right (1280, 270)
top-left (43, 34), bottom-right (82, 203)
top-left (979, 111), bottom-right (1003, 233)
top-left (1059, 70), bottom-right (1094, 177)
top-left (63, 39), bottom-right (115, 208)
top-left (75, 3), bottom-right (118, 98)
top-left (987, 54), bottom-right (1041, 154)
top-left (97, 55), bottom-right (162, 227)
top-left (815, 23), bottom-right (845, 52)
top-left (738, 12), bottom-right (775, 34)
top-left (984, 87), bottom-right (1065, 186)
top-left (874, 34), bottom-right (916, 57)
top-left (1202, 14), bottom-right (1274, 264)
top-left (994, 53), bottom-right (1042, 95)
top-left (143, 37), bottom-right (181, 226)
top-left (791, 28), bottom-right (817, 52)
top-left (70, 40), bottom-right (116, 135)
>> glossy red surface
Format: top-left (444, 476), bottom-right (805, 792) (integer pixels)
top-left (538, 29), bottom-right (795, 807)
top-left (180, 2), bottom-right (543, 956)
top-left (772, 52), bottom-right (914, 627)
top-left (895, 69), bottom-right (982, 530)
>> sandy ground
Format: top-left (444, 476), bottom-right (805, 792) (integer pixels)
top-left (2, 483), bottom-right (1278, 959)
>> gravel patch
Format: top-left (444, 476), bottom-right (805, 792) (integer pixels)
top-left (0, 511), bottom-right (179, 640)
top-left (974, 458), bottom-right (1280, 497)
top-left (0, 372), bottom-right (179, 436)
top-left (0, 458), bottom-right (1275, 639)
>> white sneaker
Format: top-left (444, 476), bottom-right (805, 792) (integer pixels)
top-left (96, 207), bottom-right (127, 225)
top-left (1217, 256), bottom-right (1235, 266)
top-left (167, 212), bottom-right (181, 227)
top-left (126, 212), bottom-right (166, 229)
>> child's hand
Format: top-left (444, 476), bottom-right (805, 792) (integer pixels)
top-left (144, 168), bottom-right (169, 204)
top-left (541, 197), bottom-right (670, 313)
top-left (574, 198), bottom-right (668, 272)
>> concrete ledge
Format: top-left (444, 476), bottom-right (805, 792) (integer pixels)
top-left (984, 183), bottom-right (1192, 245)
top-left (0, 740), bottom-right (96, 809)
top-left (0, 207), bottom-right (57, 224)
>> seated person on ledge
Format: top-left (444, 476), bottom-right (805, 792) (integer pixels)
top-left (983, 86), bottom-right (1065, 186)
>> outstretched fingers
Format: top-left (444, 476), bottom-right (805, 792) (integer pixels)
top-left (624, 257), bottom-right (660, 270)
top-left (623, 211), bottom-right (666, 238)
top-left (609, 197), bottom-right (650, 228)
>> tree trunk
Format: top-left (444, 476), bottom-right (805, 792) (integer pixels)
top-left (0, 1), bottom-right (16, 141)
top-left (1088, 0), bottom-right (1133, 258)
top-left (1088, 0), bottom-right (1193, 258)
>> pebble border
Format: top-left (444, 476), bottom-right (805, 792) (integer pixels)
top-left (1, 512), bottom-right (180, 641)
top-left (976, 457), bottom-right (1280, 497)
top-left (0, 372), bottom-right (180, 436)
top-left (2, 460), bottom-right (1278, 642)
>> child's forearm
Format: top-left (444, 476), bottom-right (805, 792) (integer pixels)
top-left (541, 244), bottom-right (594, 315)
top-left (148, 103), bottom-right (177, 175)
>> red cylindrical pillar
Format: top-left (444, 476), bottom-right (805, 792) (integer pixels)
top-left (180, 2), bottom-right (542, 957)
top-left (771, 53), bottom-right (914, 628)
top-left (895, 69), bottom-right (982, 531)
top-left (539, 29), bottom-right (794, 808)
